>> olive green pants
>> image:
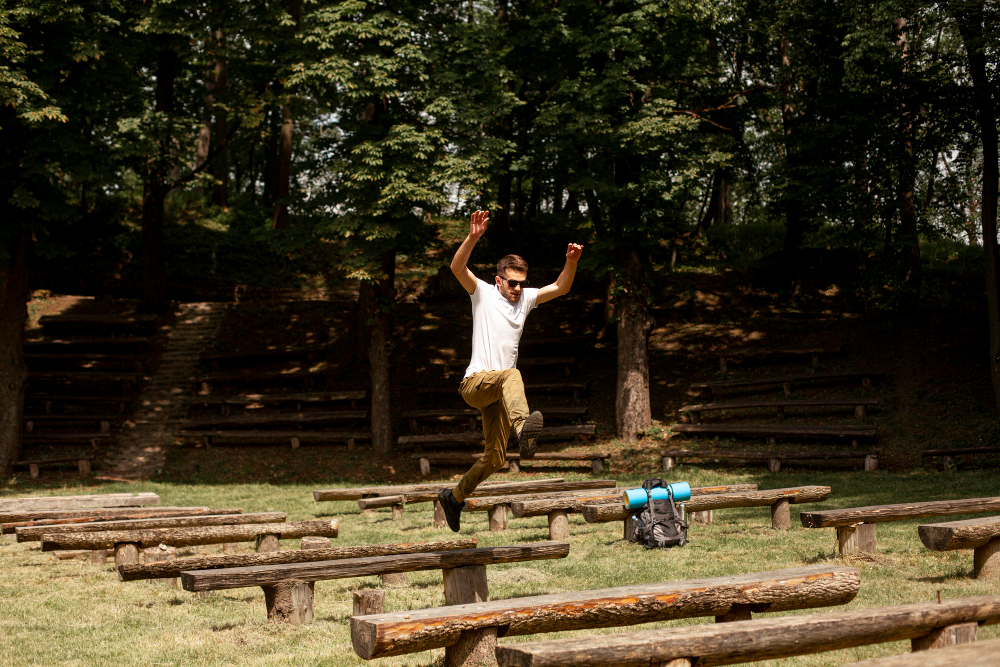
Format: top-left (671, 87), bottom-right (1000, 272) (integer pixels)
top-left (452, 369), bottom-right (529, 502)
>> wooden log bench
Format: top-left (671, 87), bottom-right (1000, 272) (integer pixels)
top-left (401, 407), bottom-right (588, 431)
top-left (414, 447), bottom-right (608, 477)
top-left (40, 519), bottom-right (339, 570)
top-left (25, 352), bottom-right (146, 373)
top-left (691, 370), bottom-right (885, 401)
top-left (314, 478), bottom-right (575, 502)
top-left (356, 481), bottom-right (617, 528)
top-left (24, 336), bottom-right (153, 351)
top-left (180, 411), bottom-right (369, 431)
top-left (500, 484), bottom-right (762, 537)
top-left (920, 517), bottom-right (1000, 579)
top-left (494, 595), bottom-right (1000, 667)
top-left (351, 564), bottom-right (860, 664)
top-left (678, 398), bottom-right (879, 423)
top-left (660, 448), bottom-right (879, 473)
top-left (419, 382), bottom-right (589, 401)
top-left (197, 367), bottom-right (327, 393)
top-left (846, 637), bottom-right (1000, 667)
top-left (715, 345), bottom-right (842, 374)
top-left (0, 492), bottom-right (160, 512)
top-left (188, 391), bottom-right (367, 415)
top-left (921, 446), bottom-right (1000, 470)
top-left (201, 344), bottom-right (330, 370)
top-left (180, 542), bottom-right (569, 625)
top-left (28, 370), bottom-right (142, 394)
top-left (25, 394), bottom-right (131, 414)
top-left (399, 425), bottom-right (597, 452)
top-left (188, 430), bottom-right (372, 449)
top-left (800, 496), bottom-right (1000, 556)
top-left (583, 486), bottom-right (830, 538)
top-left (1, 506), bottom-right (236, 534)
top-left (16, 511), bottom-right (285, 542)
top-left (21, 432), bottom-right (111, 448)
top-left (671, 423), bottom-right (877, 446)
top-left (13, 456), bottom-right (94, 479)
top-left (39, 314), bottom-right (159, 329)
top-left (23, 415), bottom-right (114, 434)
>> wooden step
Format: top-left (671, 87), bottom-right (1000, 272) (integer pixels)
top-left (691, 371), bottom-right (885, 400)
top-left (180, 411), bottom-right (368, 430)
top-left (671, 423), bottom-right (876, 442)
top-left (678, 398), bottom-right (878, 422)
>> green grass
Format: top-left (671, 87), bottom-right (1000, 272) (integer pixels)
top-left (2, 467), bottom-right (999, 666)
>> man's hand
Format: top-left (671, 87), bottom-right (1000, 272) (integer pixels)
top-left (470, 210), bottom-right (489, 239)
top-left (566, 243), bottom-right (584, 263)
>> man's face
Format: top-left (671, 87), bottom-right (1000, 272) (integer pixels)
top-left (496, 268), bottom-right (527, 303)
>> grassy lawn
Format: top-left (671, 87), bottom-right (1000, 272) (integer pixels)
top-left (2, 467), bottom-right (999, 666)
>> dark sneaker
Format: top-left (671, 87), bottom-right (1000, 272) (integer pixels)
top-left (438, 488), bottom-right (464, 533)
top-left (516, 411), bottom-right (544, 459)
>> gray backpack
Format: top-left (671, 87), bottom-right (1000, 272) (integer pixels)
top-left (628, 478), bottom-right (689, 549)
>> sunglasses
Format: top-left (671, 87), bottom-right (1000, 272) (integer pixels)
top-left (498, 276), bottom-right (529, 289)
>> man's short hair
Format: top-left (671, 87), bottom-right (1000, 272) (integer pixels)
top-left (497, 254), bottom-right (528, 276)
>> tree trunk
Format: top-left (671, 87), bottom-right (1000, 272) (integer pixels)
top-left (263, 106), bottom-right (281, 204)
top-left (141, 46), bottom-right (176, 314)
top-left (369, 250), bottom-right (397, 454)
top-left (615, 249), bottom-right (652, 440)
top-left (272, 0), bottom-right (302, 230)
top-left (778, 37), bottom-right (806, 252)
top-left (953, 1), bottom-right (1000, 412)
top-left (0, 229), bottom-right (30, 476)
top-left (212, 29), bottom-right (229, 208)
top-left (895, 17), bottom-right (921, 290)
top-left (696, 169), bottom-right (733, 237)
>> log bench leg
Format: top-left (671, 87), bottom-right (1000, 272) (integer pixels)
top-left (691, 510), bottom-right (713, 524)
top-left (392, 504), bottom-right (404, 520)
top-left (974, 536), bottom-right (1000, 579)
top-left (78, 458), bottom-right (92, 476)
top-left (715, 604), bottom-right (753, 623)
top-left (434, 499), bottom-right (447, 529)
top-left (855, 404), bottom-right (867, 420)
top-left (353, 589), bottom-right (385, 616)
top-left (90, 549), bottom-right (110, 565)
top-left (624, 514), bottom-right (635, 541)
top-left (443, 565), bottom-right (494, 667)
top-left (911, 622), bottom-right (977, 651)
top-left (770, 499), bottom-right (791, 530)
top-left (508, 460), bottom-right (520, 473)
top-left (768, 457), bottom-right (781, 473)
top-left (864, 454), bottom-right (878, 471)
top-left (488, 505), bottom-right (508, 532)
top-left (658, 660), bottom-right (693, 667)
top-left (592, 458), bottom-right (604, 475)
top-left (29, 463), bottom-right (39, 480)
top-left (143, 544), bottom-right (178, 586)
top-left (548, 510), bottom-right (570, 540)
top-left (662, 455), bottom-right (676, 472)
top-left (775, 406), bottom-right (785, 422)
top-left (718, 357), bottom-right (728, 374)
top-left (782, 381), bottom-right (792, 396)
top-left (837, 523), bottom-right (876, 555)
top-left (419, 457), bottom-right (431, 477)
top-left (114, 542), bottom-right (141, 568)
top-left (263, 580), bottom-right (313, 625)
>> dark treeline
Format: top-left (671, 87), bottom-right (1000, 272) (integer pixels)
top-left (0, 0), bottom-right (997, 473)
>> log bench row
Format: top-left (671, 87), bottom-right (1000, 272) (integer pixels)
top-left (401, 407), bottom-right (588, 430)
top-left (661, 448), bottom-right (879, 472)
top-left (691, 370), bottom-right (884, 400)
top-left (13, 456), bottom-right (94, 479)
top-left (415, 447), bottom-right (608, 476)
top-left (188, 391), bottom-right (367, 415)
top-left (714, 345), bottom-right (842, 374)
top-left (495, 596), bottom-right (1000, 667)
top-left (678, 397), bottom-right (879, 423)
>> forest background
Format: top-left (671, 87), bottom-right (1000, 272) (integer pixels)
top-left (0, 0), bottom-right (998, 474)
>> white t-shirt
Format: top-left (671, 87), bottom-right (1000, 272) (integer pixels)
top-left (464, 278), bottom-right (539, 378)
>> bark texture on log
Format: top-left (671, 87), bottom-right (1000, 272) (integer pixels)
top-left (42, 519), bottom-right (338, 551)
top-left (0, 228), bottom-right (30, 476)
top-left (182, 542), bottom-right (569, 591)
top-left (511, 493), bottom-right (621, 518)
top-left (838, 523), bottom-right (878, 555)
top-left (353, 589), bottom-right (385, 616)
top-left (911, 621), bottom-right (977, 651)
top-left (0, 493), bottom-right (160, 512)
top-left (315, 478), bottom-right (565, 501)
top-left (120, 538), bottom-right (467, 581)
top-left (368, 249), bottom-right (396, 455)
top-left (17, 512), bottom-right (283, 541)
top-left (800, 497), bottom-right (1000, 528)
top-left (845, 638), bottom-right (1000, 667)
top-left (1, 506), bottom-right (222, 532)
top-left (919, 516), bottom-right (1000, 551)
top-left (975, 537), bottom-right (1000, 579)
top-left (494, 596), bottom-right (1000, 667)
top-left (363, 480), bottom-right (612, 509)
top-left (443, 565), bottom-right (494, 667)
top-left (615, 251), bottom-right (652, 441)
top-left (351, 565), bottom-right (859, 659)
top-left (582, 487), bottom-right (828, 524)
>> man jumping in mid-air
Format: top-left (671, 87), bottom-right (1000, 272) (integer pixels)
top-left (438, 209), bottom-right (584, 532)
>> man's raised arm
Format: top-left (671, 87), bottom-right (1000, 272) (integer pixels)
top-left (450, 210), bottom-right (488, 295)
top-left (537, 243), bottom-right (584, 305)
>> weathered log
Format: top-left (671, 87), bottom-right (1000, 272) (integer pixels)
top-left (182, 542), bottom-right (569, 592)
top-left (844, 638), bottom-right (1000, 667)
top-left (511, 493), bottom-right (622, 518)
top-left (351, 564), bottom-right (860, 659)
top-left (120, 537), bottom-right (475, 581)
top-left (580, 487), bottom-right (829, 524)
top-left (353, 589), bottom-right (386, 616)
top-left (492, 595), bottom-right (1000, 667)
top-left (0, 492), bottom-right (160, 512)
top-left (443, 565), bottom-right (494, 667)
top-left (315, 478), bottom-right (566, 502)
top-left (919, 516), bottom-right (1000, 551)
top-left (838, 524), bottom-right (878, 555)
top-left (41, 519), bottom-right (338, 551)
top-left (0, 506), bottom-right (231, 533)
top-left (143, 544), bottom-right (178, 586)
top-left (671, 423), bottom-right (876, 439)
top-left (16, 512), bottom-right (285, 542)
top-left (975, 537), bottom-right (1000, 579)
top-left (800, 497), bottom-right (1000, 528)
top-left (361, 480), bottom-right (618, 510)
